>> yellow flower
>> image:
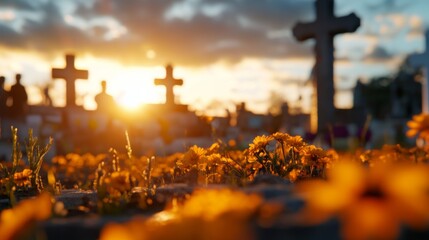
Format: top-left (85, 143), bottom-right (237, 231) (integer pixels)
top-left (407, 113), bottom-right (429, 141)
top-left (103, 171), bottom-right (131, 195)
top-left (180, 145), bottom-right (206, 166)
top-left (247, 135), bottom-right (273, 162)
top-left (296, 161), bottom-right (429, 240)
top-left (272, 132), bottom-right (290, 143)
top-left (288, 169), bottom-right (301, 182)
top-left (13, 169), bottom-right (32, 187)
top-left (207, 143), bottom-right (220, 154)
top-left (284, 135), bottom-right (305, 152)
top-left (300, 145), bottom-right (328, 165)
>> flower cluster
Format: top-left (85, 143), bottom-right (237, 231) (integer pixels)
top-left (296, 161), bottom-right (429, 239)
top-left (245, 132), bottom-right (335, 181)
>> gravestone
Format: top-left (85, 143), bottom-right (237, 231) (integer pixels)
top-left (293, 0), bottom-right (360, 133)
top-left (52, 54), bottom-right (89, 107)
top-left (154, 64), bottom-right (183, 105)
top-left (409, 30), bottom-right (429, 113)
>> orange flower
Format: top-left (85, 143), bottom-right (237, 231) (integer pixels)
top-left (13, 169), bottom-right (32, 187)
top-left (103, 171), bottom-right (131, 196)
top-left (180, 145), bottom-right (206, 166)
top-left (247, 135), bottom-right (273, 162)
top-left (407, 113), bottom-right (429, 142)
top-left (296, 161), bottom-right (429, 240)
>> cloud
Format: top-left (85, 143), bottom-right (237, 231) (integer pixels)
top-left (366, 46), bottom-right (393, 60)
top-left (0, 0), bottom-right (314, 66)
top-left (0, 0), bottom-right (36, 11)
top-left (0, 0), bottom-right (422, 68)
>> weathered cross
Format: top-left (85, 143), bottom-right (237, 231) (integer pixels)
top-left (292, 0), bottom-right (360, 133)
top-left (52, 54), bottom-right (89, 107)
top-left (154, 64), bottom-right (183, 105)
top-left (409, 30), bottom-right (429, 113)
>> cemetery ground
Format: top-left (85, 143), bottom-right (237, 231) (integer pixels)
top-left (1, 119), bottom-right (429, 240)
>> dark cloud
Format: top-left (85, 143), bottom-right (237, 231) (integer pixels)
top-left (366, 46), bottom-right (392, 60)
top-left (0, 24), bottom-right (25, 47)
top-left (0, 0), bottom-right (315, 66)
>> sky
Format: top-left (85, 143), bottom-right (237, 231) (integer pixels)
top-left (0, 0), bottom-right (428, 116)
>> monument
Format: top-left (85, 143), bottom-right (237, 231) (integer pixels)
top-left (409, 30), bottom-right (429, 113)
top-left (154, 64), bottom-right (183, 106)
top-left (292, 0), bottom-right (360, 133)
top-left (52, 54), bottom-right (89, 107)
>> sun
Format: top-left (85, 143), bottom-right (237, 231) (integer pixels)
top-left (109, 67), bottom-right (164, 110)
top-left (117, 86), bottom-right (161, 110)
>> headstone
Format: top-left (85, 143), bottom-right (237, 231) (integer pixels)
top-left (409, 30), bottom-right (429, 113)
top-left (154, 64), bottom-right (183, 105)
top-left (292, 0), bottom-right (360, 133)
top-left (52, 54), bottom-right (89, 107)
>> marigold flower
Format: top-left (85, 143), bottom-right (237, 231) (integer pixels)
top-left (180, 145), bottom-right (206, 166)
top-left (296, 161), bottom-right (429, 240)
top-left (301, 145), bottom-right (327, 165)
top-left (407, 113), bottom-right (429, 142)
top-left (13, 169), bottom-right (32, 187)
top-left (247, 135), bottom-right (273, 163)
top-left (103, 171), bottom-right (131, 195)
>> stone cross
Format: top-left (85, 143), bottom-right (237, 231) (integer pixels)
top-left (409, 30), bottom-right (429, 113)
top-left (154, 64), bottom-right (183, 105)
top-left (292, 0), bottom-right (360, 133)
top-left (52, 54), bottom-right (88, 107)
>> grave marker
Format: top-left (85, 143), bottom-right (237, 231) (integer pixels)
top-left (154, 64), bottom-right (183, 105)
top-left (52, 54), bottom-right (89, 107)
top-left (409, 30), bottom-right (429, 113)
top-left (293, 0), bottom-right (360, 133)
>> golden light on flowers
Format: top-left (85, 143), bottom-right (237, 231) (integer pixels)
top-left (407, 113), bottom-right (429, 142)
top-left (272, 132), bottom-right (305, 150)
top-left (13, 169), bottom-right (32, 187)
top-left (103, 171), bottom-right (131, 195)
top-left (0, 193), bottom-right (52, 240)
top-left (100, 189), bottom-right (276, 240)
top-left (247, 135), bottom-right (273, 162)
top-left (249, 135), bottom-right (273, 152)
top-left (180, 189), bottom-right (262, 220)
top-left (180, 145), bottom-right (207, 167)
top-left (296, 161), bottom-right (429, 240)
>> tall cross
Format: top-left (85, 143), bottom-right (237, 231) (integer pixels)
top-left (409, 30), bottom-right (429, 113)
top-left (292, 0), bottom-right (360, 133)
top-left (154, 64), bottom-right (183, 105)
top-left (52, 54), bottom-right (89, 107)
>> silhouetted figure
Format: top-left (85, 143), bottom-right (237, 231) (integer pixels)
top-left (9, 74), bottom-right (28, 120)
top-left (43, 84), bottom-right (52, 106)
top-left (0, 76), bottom-right (8, 117)
top-left (95, 80), bottom-right (116, 114)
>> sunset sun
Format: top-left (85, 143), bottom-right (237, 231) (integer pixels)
top-left (109, 68), bottom-right (164, 110)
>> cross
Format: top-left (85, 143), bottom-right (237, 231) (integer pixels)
top-left (52, 54), bottom-right (88, 107)
top-left (292, 0), bottom-right (360, 134)
top-left (154, 64), bottom-right (183, 105)
top-left (409, 30), bottom-right (429, 113)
